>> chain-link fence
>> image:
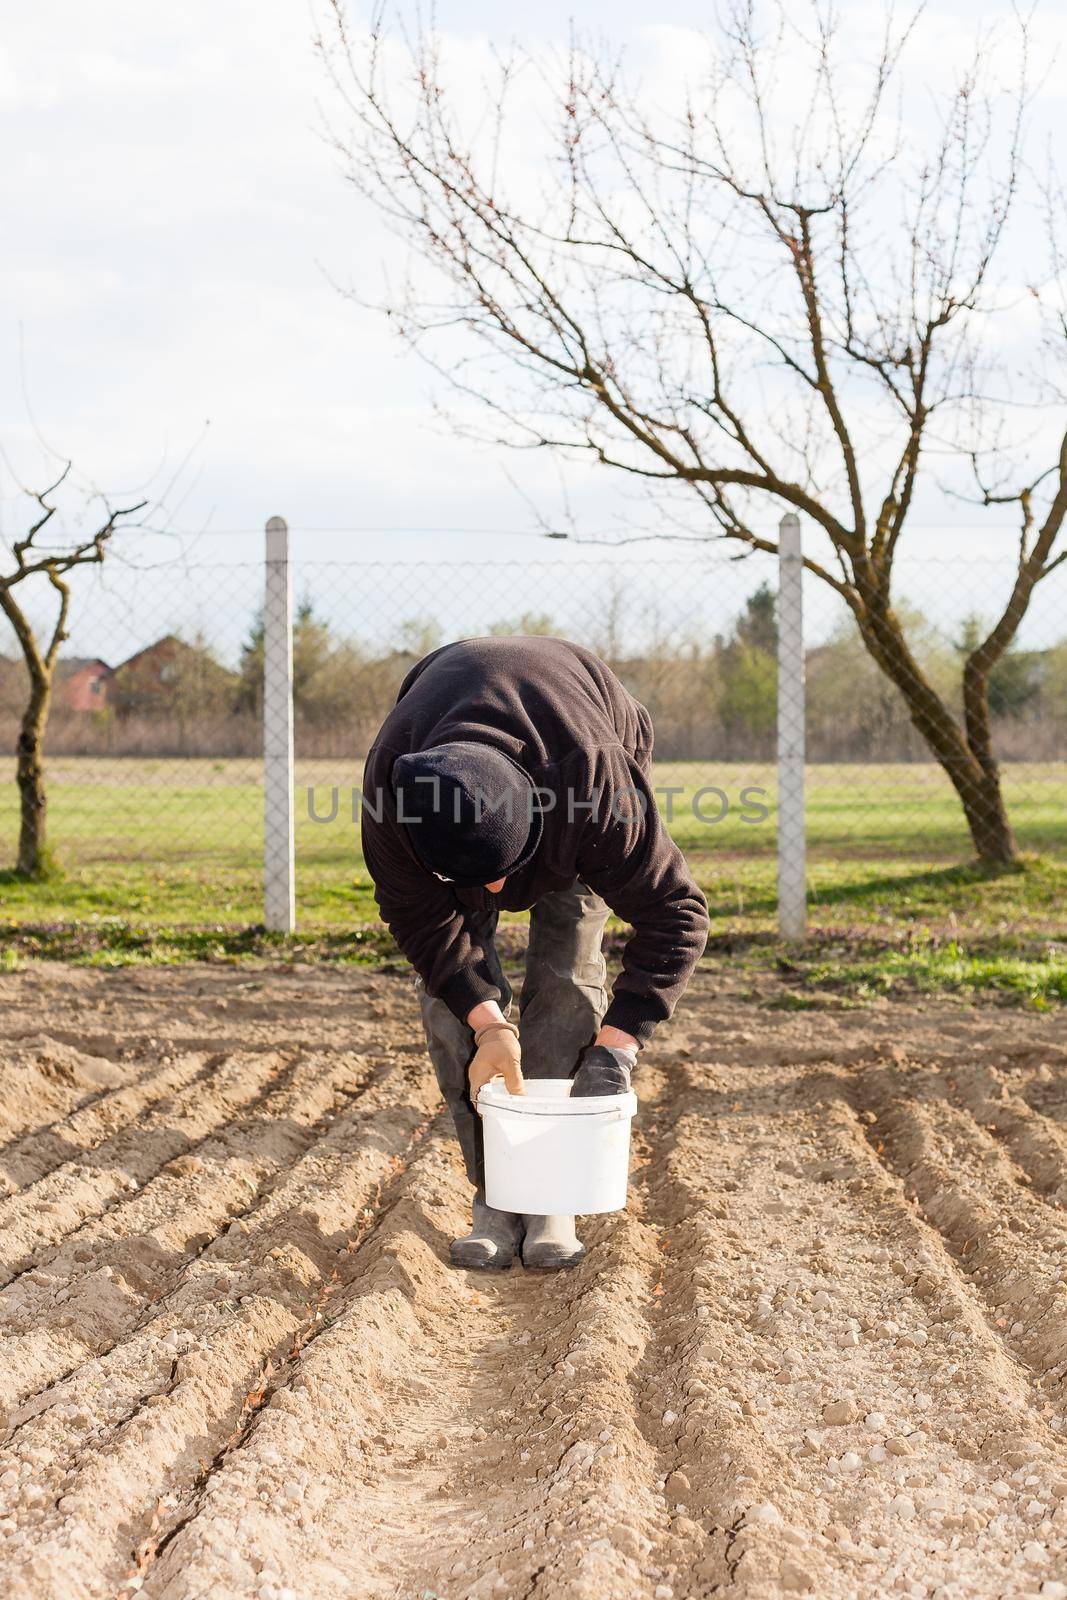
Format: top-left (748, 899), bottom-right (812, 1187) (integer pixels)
top-left (1, 529), bottom-right (1065, 935)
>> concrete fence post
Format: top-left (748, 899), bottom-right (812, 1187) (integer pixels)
top-left (777, 512), bottom-right (807, 940)
top-left (263, 515), bottom-right (295, 932)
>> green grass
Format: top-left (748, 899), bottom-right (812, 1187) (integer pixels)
top-left (1, 756), bottom-right (1065, 1002)
top-left (1, 757), bottom-right (1063, 929)
top-left (0, 920), bottom-right (401, 970)
top-left (1, 918), bottom-right (1062, 1009)
top-left (777, 935), bottom-right (1067, 1010)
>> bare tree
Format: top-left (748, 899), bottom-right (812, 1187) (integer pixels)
top-left (0, 464), bottom-right (145, 877)
top-left (319, 0), bottom-right (1067, 864)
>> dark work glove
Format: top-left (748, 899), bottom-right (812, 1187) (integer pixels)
top-left (572, 1043), bottom-right (637, 1097)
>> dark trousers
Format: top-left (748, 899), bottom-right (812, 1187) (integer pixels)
top-left (417, 881), bottom-right (609, 1189)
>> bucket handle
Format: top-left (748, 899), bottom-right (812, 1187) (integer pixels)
top-left (482, 1101), bottom-right (633, 1122)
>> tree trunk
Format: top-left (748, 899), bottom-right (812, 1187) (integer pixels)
top-left (854, 594), bottom-right (1018, 867)
top-left (954, 765), bottom-right (1017, 865)
top-left (15, 673), bottom-right (51, 877)
top-left (959, 651), bottom-right (1019, 864)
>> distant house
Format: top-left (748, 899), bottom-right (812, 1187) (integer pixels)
top-left (111, 635), bottom-right (237, 718)
top-left (0, 653), bottom-right (114, 714)
top-left (112, 635), bottom-right (185, 714)
top-left (57, 657), bottom-right (114, 712)
top-left (6, 638), bottom-right (235, 726)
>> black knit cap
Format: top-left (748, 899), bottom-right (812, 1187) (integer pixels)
top-left (393, 741), bottom-right (542, 888)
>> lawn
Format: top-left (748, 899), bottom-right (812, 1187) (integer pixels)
top-left (0, 756), bottom-right (1063, 939)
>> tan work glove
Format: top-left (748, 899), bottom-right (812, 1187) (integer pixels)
top-left (469, 1020), bottom-right (524, 1106)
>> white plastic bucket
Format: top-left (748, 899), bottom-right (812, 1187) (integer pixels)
top-left (478, 1078), bottom-right (638, 1215)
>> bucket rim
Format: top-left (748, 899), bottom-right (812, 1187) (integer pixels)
top-left (478, 1080), bottom-right (637, 1119)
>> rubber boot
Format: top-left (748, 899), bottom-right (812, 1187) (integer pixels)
top-left (521, 1214), bottom-right (585, 1271)
top-left (450, 1189), bottom-right (524, 1271)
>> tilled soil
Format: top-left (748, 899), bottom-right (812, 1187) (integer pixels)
top-left (1, 963), bottom-right (1066, 1600)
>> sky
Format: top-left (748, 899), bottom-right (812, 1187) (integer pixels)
top-left (1, 0), bottom-right (1066, 662)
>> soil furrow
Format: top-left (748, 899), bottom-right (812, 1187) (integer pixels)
top-left (1, 1056), bottom-right (424, 1442)
top-left (1016, 1063), bottom-right (1067, 1126)
top-left (0, 1050), bottom-right (289, 1288)
top-left (125, 1124), bottom-right (674, 1600)
top-left (945, 1062), bottom-right (1067, 1208)
top-left (626, 1060), bottom-right (829, 1599)
top-left (856, 1062), bottom-right (1067, 1414)
top-left (3, 965), bottom-right (1067, 1600)
top-left (0, 1036), bottom-right (158, 1156)
top-left (0, 1050), bottom-right (377, 1422)
top-left (0, 1058), bottom-right (439, 1600)
top-left (829, 1078), bottom-right (1067, 1453)
top-left (636, 1053), bottom-right (1067, 1597)
top-left (0, 1049), bottom-right (215, 1197)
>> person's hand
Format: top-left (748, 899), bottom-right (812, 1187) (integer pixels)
top-left (469, 1020), bottom-right (524, 1105)
top-left (572, 1042), bottom-right (637, 1097)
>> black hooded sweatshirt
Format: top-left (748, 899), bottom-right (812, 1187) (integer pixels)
top-left (360, 636), bottom-right (709, 1044)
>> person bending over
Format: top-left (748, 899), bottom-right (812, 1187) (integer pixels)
top-left (361, 635), bottom-right (709, 1272)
